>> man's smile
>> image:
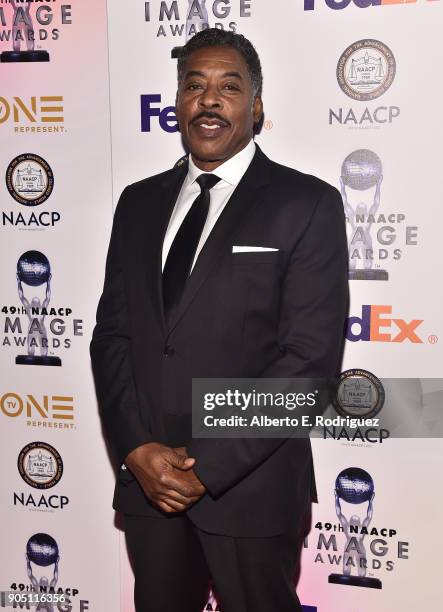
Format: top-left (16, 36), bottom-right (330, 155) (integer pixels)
top-left (191, 114), bottom-right (230, 138)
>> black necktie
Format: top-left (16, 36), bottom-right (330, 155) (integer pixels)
top-left (163, 173), bottom-right (221, 319)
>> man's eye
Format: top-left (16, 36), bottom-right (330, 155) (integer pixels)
top-left (187, 83), bottom-right (203, 91)
top-left (223, 84), bottom-right (240, 91)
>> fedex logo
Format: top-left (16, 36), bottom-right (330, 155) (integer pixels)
top-left (140, 94), bottom-right (178, 133)
top-left (304, 0), bottom-right (438, 9)
top-left (346, 305), bottom-right (423, 343)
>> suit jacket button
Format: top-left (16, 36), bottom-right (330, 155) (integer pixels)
top-left (164, 344), bottom-right (175, 357)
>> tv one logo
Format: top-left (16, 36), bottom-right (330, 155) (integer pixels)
top-left (346, 305), bottom-right (425, 343)
top-left (0, 95), bottom-right (65, 133)
top-left (141, 94), bottom-right (178, 133)
top-left (0, 393), bottom-right (74, 424)
top-left (304, 0), bottom-right (438, 9)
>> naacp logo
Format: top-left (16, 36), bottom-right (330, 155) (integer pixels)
top-left (337, 39), bottom-right (396, 101)
top-left (18, 441), bottom-right (63, 489)
top-left (6, 153), bottom-right (54, 206)
top-left (333, 369), bottom-right (385, 419)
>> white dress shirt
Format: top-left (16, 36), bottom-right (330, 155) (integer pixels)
top-left (162, 139), bottom-right (256, 272)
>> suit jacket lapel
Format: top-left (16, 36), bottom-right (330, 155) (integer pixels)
top-left (139, 162), bottom-right (188, 336)
top-left (166, 145), bottom-right (272, 334)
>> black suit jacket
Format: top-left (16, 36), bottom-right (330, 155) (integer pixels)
top-left (90, 144), bottom-right (349, 537)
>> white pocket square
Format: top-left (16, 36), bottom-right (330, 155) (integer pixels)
top-left (232, 246), bottom-right (279, 253)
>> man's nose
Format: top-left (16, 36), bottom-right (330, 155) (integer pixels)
top-left (198, 84), bottom-right (223, 109)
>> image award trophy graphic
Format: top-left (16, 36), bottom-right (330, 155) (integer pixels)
top-left (0, 1), bottom-right (50, 63)
top-left (171, 0), bottom-right (209, 58)
top-left (26, 533), bottom-right (59, 612)
top-left (329, 467), bottom-right (382, 589)
top-left (340, 149), bottom-right (387, 281)
top-left (16, 250), bottom-right (61, 366)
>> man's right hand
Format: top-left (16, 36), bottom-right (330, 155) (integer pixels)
top-left (124, 442), bottom-right (205, 513)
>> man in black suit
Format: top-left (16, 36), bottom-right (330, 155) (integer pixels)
top-left (91, 28), bottom-right (348, 612)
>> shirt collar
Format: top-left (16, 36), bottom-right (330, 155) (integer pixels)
top-left (187, 139), bottom-right (256, 187)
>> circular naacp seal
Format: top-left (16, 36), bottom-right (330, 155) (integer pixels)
top-left (337, 39), bottom-right (396, 101)
top-left (6, 153), bottom-right (54, 206)
top-left (18, 442), bottom-right (63, 489)
top-left (332, 369), bottom-right (385, 419)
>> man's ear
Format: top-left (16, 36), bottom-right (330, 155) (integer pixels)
top-left (253, 96), bottom-right (263, 125)
top-left (175, 90), bottom-right (180, 132)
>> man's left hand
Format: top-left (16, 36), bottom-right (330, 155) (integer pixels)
top-left (172, 446), bottom-right (207, 511)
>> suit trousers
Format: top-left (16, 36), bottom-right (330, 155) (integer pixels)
top-left (123, 512), bottom-right (303, 612)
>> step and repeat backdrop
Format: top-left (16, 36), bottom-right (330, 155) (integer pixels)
top-left (1, 1), bottom-right (442, 611)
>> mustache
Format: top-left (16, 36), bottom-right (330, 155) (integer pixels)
top-left (190, 111), bottom-right (230, 126)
